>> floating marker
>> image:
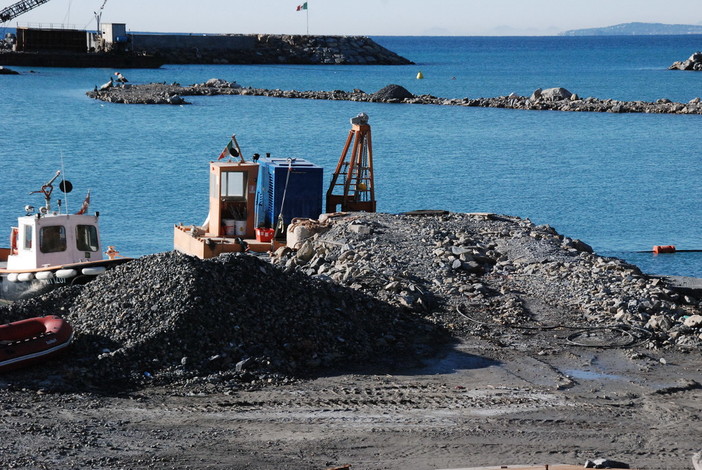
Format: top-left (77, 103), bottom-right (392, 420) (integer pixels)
top-left (416, 71), bottom-right (424, 79)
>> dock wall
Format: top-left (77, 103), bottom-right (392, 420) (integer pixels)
top-left (128, 33), bottom-right (413, 65)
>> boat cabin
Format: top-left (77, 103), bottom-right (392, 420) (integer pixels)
top-left (207, 161), bottom-right (259, 239)
top-left (6, 213), bottom-right (103, 271)
top-left (174, 155), bottom-right (323, 258)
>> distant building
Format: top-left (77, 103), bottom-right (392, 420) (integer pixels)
top-left (14, 23), bottom-right (131, 53)
top-left (15, 26), bottom-right (87, 52)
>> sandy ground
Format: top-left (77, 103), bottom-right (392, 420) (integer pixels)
top-left (1, 334), bottom-right (701, 470)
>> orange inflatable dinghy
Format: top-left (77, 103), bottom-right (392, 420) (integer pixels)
top-left (0, 315), bottom-right (73, 372)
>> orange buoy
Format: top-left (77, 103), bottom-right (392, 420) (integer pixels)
top-left (653, 245), bottom-right (676, 254)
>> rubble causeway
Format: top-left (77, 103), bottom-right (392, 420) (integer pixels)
top-left (87, 81), bottom-right (702, 115)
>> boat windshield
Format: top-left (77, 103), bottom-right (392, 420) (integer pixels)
top-left (39, 225), bottom-right (67, 253)
top-left (76, 225), bottom-right (99, 252)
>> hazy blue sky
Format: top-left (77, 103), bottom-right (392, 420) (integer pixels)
top-left (6, 0), bottom-right (702, 36)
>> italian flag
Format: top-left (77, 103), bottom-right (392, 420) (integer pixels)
top-left (218, 139), bottom-right (238, 160)
top-left (296, 2), bottom-right (307, 11)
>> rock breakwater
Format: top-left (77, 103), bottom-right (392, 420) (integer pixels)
top-left (87, 81), bottom-right (702, 115)
top-left (1, 212), bottom-right (700, 394)
top-left (135, 34), bottom-right (413, 65)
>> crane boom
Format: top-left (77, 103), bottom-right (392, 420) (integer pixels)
top-left (0, 0), bottom-right (52, 23)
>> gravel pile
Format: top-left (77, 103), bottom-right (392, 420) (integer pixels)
top-left (0, 251), bottom-right (443, 392)
top-left (275, 212), bottom-right (702, 349)
top-left (2, 212), bottom-right (701, 393)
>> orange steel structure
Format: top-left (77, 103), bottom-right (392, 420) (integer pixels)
top-left (325, 113), bottom-right (376, 213)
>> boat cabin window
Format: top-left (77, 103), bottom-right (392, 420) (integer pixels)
top-left (22, 224), bottom-right (32, 250)
top-left (39, 225), bottom-right (66, 253)
top-left (220, 171), bottom-right (247, 200)
top-left (75, 225), bottom-right (99, 252)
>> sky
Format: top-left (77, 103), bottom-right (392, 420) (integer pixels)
top-left (3, 0), bottom-right (702, 36)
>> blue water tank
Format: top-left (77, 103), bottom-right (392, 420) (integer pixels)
top-left (255, 157), bottom-right (323, 229)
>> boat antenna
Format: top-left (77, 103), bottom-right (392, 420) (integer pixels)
top-left (60, 151), bottom-right (69, 213)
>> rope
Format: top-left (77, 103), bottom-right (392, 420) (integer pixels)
top-left (455, 305), bottom-right (651, 348)
top-left (274, 158), bottom-right (295, 238)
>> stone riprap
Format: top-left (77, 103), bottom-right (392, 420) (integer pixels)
top-left (133, 34), bottom-right (413, 65)
top-left (1, 212), bottom-right (700, 394)
top-left (669, 51), bottom-right (702, 71)
top-left (87, 81), bottom-right (702, 115)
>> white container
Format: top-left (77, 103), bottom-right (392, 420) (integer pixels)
top-left (223, 219), bottom-right (236, 236)
top-left (234, 220), bottom-right (247, 236)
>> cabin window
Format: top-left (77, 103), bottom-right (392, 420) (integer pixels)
top-left (39, 225), bottom-right (66, 253)
top-left (75, 225), bottom-right (99, 252)
top-left (221, 171), bottom-right (246, 200)
top-left (22, 224), bottom-right (32, 250)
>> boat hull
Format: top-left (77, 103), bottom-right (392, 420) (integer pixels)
top-left (0, 315), bottom-right (73, 373)
top-left (0, 257), bottom-right (132, 301)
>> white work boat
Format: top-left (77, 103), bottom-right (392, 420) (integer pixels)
top-left (0, 171), bottom-right (131, 301)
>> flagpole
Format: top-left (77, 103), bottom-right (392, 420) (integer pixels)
top-left (306, 7), bottom-right (309, 35)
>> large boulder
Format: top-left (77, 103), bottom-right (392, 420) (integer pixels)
top-left (540, 87), bottom-right (573, 101)
top-left (372, 84), bottom-right (414, 101)
top-left (669, 51), bottom-right (702, 71)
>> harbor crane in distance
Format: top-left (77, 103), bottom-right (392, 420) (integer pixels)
top-left (0, 0), bottom-right (52, 23)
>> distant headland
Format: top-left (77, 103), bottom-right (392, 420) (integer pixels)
top-left (560, 22), bottom-right (702, 36)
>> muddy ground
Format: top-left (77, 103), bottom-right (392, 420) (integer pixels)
top-left (2, 326), bottom-right (701, 469)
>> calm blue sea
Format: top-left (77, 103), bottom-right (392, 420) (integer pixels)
top-left (1, 35), bottom-right (701, 277)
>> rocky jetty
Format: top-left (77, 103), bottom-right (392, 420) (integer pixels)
top-left (1, 212), bottom-right (700, 394)
top-left (669, 51), bottom-right (702, 71)
top-left (140, 34), bottom-right (413, 65)
top-left (87, 81), bottom-right (702, 115)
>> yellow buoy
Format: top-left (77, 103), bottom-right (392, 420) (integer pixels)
top-left (416, 71), bottom-right (424, 79)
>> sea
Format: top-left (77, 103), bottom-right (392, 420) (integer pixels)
top-left (1, 35), bottom-right (701, 277)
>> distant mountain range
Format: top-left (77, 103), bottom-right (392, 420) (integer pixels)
top-left (560, 22), bottom-right (702, 36)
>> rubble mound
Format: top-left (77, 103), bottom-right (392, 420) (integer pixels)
top-left (273, 212), bottom-right (702, 349)
top-left (371, 84), bottom-right (414, 101)
top-left (0, 251), bottom-right (444, 392)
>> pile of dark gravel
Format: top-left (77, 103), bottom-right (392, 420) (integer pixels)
top-left (0, 251), bottom-right (445, 392)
